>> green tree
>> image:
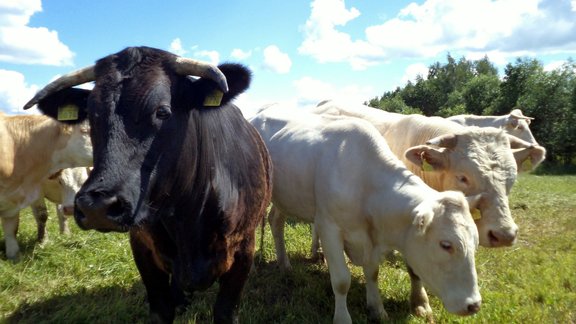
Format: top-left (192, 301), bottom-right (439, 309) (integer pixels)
top-left (518, 59), bottom-right (576, 165)
top-left (494, 58), bottom-right (542, 115)
top-left (461, 74), bottom-right (501, 115)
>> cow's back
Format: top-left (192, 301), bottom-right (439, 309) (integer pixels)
top-left (251, 105), bottom-right (405, 222)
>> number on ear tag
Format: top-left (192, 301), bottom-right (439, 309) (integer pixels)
top-left (57, 105), bottom-right (79, 121)
top-left (203, 90), bottom-right (224, 107)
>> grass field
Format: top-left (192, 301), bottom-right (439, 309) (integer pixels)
top-left (1, 174), bottom-right (575, 323)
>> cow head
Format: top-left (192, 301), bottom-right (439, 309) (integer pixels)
top-left (48, 167), bottom-right (91, 215)
top-left (506, 109), bottom-right (537, 145)
top-left (404, 127), bottom-right (519, 247)
top-left (48, 120), bottom-right (93, 174)
top-left (24, 46), bottom-right (250, 233)
top-left (404, 191), bottom-right (481, 316)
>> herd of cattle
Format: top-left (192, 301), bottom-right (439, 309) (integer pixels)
top-left (1, 46), bottom-right (546, 324)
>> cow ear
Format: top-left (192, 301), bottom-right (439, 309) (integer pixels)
top-left (512, 145), bottom-right (546, 172)
top-left (405, 145), bottom-right (449, 171)
top-left (507, 116), bottom-right (520, 129)
top-left (187, 63), bottom-right (251, 109)
top-left (412, 207), bottom-right (434, 236)
top-left (36, 88), bottom-right (90, 124)
top-left (465, 193), bottom-right (484, 210)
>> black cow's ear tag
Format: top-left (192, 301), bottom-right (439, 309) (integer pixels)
top-left (203, 90), bottom-right (223, 107)
top-left (57, 105), bottom-right (79, 121)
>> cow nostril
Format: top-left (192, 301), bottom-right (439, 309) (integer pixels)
top-left (488, 230), bottom-right (499, 245)
top-left (107, 198), bottom-right (125, 219)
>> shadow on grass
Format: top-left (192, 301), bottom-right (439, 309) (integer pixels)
top-left (4, 250), bottom-right (413, 324)
top-left (5, 283), bottom-right (148, 324)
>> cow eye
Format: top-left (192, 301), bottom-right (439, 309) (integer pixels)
top-left (155, 105), bottom-right (172, 120)
top-left (440, 240), bottom-right (454, 253)
top-left (457, 175), bottom-right (469, 185)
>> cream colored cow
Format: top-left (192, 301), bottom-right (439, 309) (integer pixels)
top-left (0, 113), bottom-right (92, 259)
top-left (250, 104), bottom-right (482, 322)
top-left (313, 100), bottom-right (544, 248)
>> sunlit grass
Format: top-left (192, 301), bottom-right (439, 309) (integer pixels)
top-left (1, 174), bottom-right (575, 323)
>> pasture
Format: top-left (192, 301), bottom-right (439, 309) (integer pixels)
top-left (1, 174), bottom-right (575, 323)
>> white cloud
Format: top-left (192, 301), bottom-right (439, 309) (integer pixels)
top-left (298, 0), bottom-right (383, 70)
top-left (401, 63), bottom-right (429, 85)
top-left (544, 60), bottom-right (567, 72)
top-left (300, 0), bottom-right (576, 69)
top-left (0, 69), bottom-right (38, 114)
top-left (169, 38), bottom-right (187, 56)
top-left (230, 48), bottom-right (252, 60)
top-left (0, 0), bottom-right (74, 66)
top-left (293, 76), bottom-right (375, 108)
top-left (194, 50), bottom-right (220, 65)
top-left (263, 45), bottom-right (292, 74)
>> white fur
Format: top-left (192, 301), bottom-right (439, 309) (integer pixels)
top-left (250, 104), bottom-right (481, 322)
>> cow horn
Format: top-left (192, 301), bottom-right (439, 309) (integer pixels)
top-left (509, 109), bottom-right (534, 120)
top-left (23, 65), bottom-right (96, 110)
top-left (172, 57), bottom-right (229, 93)
top-left (426, 134), bottom-right (458, 149)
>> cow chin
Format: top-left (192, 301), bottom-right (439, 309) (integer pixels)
top-left (74, 210), bottom-right (130, 233)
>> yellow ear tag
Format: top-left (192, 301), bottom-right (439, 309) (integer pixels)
top-left (421, 157), bottom-right (434, 172)
top-left (203, 90), bottom-right (224, 107)
top-left (471, 209), bottom-right (482, 220)
top-left (57, 105), bottom-right (79, 121)
top-left (521, 158), bottom-right (533, 172)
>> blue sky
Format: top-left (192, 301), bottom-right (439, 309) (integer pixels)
top-left (1, 0), bottom-right (575, 117)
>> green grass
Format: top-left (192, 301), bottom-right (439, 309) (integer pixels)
top-left (1, 174), bottom-right (575, 323)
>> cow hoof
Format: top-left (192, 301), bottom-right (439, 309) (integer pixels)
top-left (367, 306), bottom-right (389, 323)
top-left (310, 250), bottom-right (325, 264)
top-left (6, 253), bottom-right (21, 263)
top-left (412, 304), bottom-right (433, 318)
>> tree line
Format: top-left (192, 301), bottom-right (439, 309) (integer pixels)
top-left (366, 54), bottom-right (576, 169)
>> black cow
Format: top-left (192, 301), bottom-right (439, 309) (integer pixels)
top-left (24, 46), bottom-right (273, 324)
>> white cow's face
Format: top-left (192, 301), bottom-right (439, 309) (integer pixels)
top-left (404, 191), bottom-right (481, 315)
top-left (50, 121), bottom-right (93, 173)
top-left (406, 128), bottom-right (519, 247)
top-left (505, 115), bottom-right (538, 145)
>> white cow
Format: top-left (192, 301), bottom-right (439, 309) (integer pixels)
top-left (313, 100), bottom-right (544, 249)
top-left (250, 104), bottom-right (482, 322)
top-left (30, 167), bottom-right (91, 240)
top-left (0, 113), bottom-right (92, 259)
top-left (447, 109), bottom-right (545, 171)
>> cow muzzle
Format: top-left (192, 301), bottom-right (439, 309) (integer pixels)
top-left (75, 191), bottom-right (131, 232)
top-left (476, 219), bottom-right (518, 247)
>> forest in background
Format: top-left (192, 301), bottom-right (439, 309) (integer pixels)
top-left (366, 55), bottom-right (576, 170)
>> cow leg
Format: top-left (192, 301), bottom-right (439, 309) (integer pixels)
top-left (2, 214), bottom-right (20, 260)
top-left (214, 240), bottom-right (255, 324)
top-left (310, 224), bottom-right (324, 263)
top-left (363, 261), bottom-right (388, 321)
top-left (407, 265), bottom-right (432, 317)
top-left (317, 221), bottom-right (352, 324)
top-left (31, 199), bottom-right (49, 244)
top-left (56, 205), bottom-right (71, 235)
top-left (268, 205), bottom-right (291, 270)
top-left (129, 232), bottom-right (175, 324)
